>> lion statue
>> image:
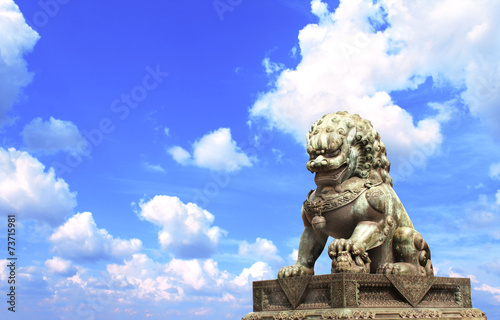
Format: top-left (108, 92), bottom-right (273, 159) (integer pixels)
top-left (278, 111), bottom-right (433, 278)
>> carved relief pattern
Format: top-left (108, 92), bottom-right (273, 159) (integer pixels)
top-left (267, 287), bottom-right (293, 311)
top-left (242, 314), bottom-right (262, 320)
top-left (254, 288), bottom-right (263, 312)
top-left (418, 285), bottom-right (460, 307)
top-left (461, 284), bottom-right (473, 308)
top-left (322, 311), bottom-right (340, 319)
top-left (461, 309), bottom-right (486, 318)
top-left (358, 283), bottom-right (407, 307)
top-left (278, 276), bottom-right (311, 309)
top-left (273, 311), bottom-right (306, 320)
top-left (352, 311), bottom-right (375, 319)
top-left (386, 275), bottom-right (435, 307)
top-left (399, 309), bottom-right (441, 318)
top-left (330, 280), bottom-right (344, 308)
top-left (455, 286), bottom-right (463, 306)
top-left (345, 281), bottom-right (359, 307)
top-left (299, 283), bottom-right (330, 309)
top-left (303, 183), bottom-right (367, 214)
top-left (251, 276), bottom-right (481, 317)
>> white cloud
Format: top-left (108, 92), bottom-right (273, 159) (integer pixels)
top-left (475, 284), bottom-right (500, 303)
top-left (143, 161), bottom-right (166, 173)
top-left (232, 261), bottom-right (273, 287)
top-left (489, 162), bottom-right (500, 180)
top-left (0, 147), bottom-right (76, 225)
top-left (289, 249), bottom-right (298, 262)
top-left (167, 146), bottom-right (191, 165)
top-left (139, 195), bottom-right (225, 258)
top-left (167, 259), bottom-right (229, 291)
top-left (0, 1), bottom-right (39, 126)
top-left (262, 57), bottom-right (285, 75)
top-left (106, 254), bottom-right (231, 301)
top-left (249, 0), bottom-right (500, 172)
top-left (168, 128), bottom-right (254, 172)
top-left (45, 257), bottom-right (76, 276)
top-left (22, 117), bottom-right (88, 156)
top-left (496, 190), bottom-right (500, 206)
top-left (238, 238), bottom-right (283, 264)
top-left (49, 212), bottom-right (142, 261)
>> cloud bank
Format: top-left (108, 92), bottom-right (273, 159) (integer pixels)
top-left (250, 0), bottom-right (500, 170)
top-left (0, 1), bottom-right (39, 126)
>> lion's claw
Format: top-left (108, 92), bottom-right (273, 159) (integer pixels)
top-left (328, 239), bottom-right (364, 259)
top-left (277, 265), bottom-right (313, 279)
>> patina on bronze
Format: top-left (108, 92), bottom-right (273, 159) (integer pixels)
top-left (278, 111), bottom-right (433, 278)
top-left (242, 112), bottom-right (487, 319)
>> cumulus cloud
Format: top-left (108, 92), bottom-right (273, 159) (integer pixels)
top-left (0, 1), bottom-right (39, 126)
top-left (167, 259), bottom-right (229, 291)
top-left (49, 212), bottom-right (142, 261)
top-left (41, 253), bottom-right (264, 317)
top-left (139, 195), bottom-right (226, 259)
top-left (45, 256), bottom-right (76, 276)
top-left (22, 117), bottom-right (88, 156)
top-left (0, 147), bottom-right (76, 225)
top-left (232, 261), bottom-right (273, 287)
top-left (249, 0), bottom-right (500, 172)
top-left (238, 238), bottom-right (283, 264)
top-left (106, 254), bottom-right (231, 300)
top-left (168, 128), bottom-right (254, 172)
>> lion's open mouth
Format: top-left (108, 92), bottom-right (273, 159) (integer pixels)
top-left (314, 163), bottom-right (348, 185)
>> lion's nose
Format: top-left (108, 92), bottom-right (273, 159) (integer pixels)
top-left (313, 155), bottom-right (329, 168)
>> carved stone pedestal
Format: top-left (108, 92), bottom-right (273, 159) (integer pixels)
top-left (242, 274), bottom-right (487, 320)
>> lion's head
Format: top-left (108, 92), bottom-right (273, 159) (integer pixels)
top-left (306, 111), bottom-right (392, 186)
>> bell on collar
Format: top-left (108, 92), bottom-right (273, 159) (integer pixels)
top-left (312, 215), bottom-right (326, 231)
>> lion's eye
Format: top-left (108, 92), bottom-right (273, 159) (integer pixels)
top-left (325, 150), bottom-right (340, 158)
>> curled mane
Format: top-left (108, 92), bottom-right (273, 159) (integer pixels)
top-left (307, 111), bottom-right (393, 186)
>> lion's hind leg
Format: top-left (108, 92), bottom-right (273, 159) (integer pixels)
top-left (377, 227), bottom-right (433, 276)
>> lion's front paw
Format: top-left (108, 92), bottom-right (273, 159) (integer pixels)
top-left (328, 238), bottom-right (364, 259)
top-left (277, 265), bottom-right (313, 279)
top-left (328, 239), bottom-right (370, 273)
top-left (377, 263), bottom-right (427, 276)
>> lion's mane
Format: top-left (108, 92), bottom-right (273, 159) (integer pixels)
top-left (306, 111), bottom-right (393, 186)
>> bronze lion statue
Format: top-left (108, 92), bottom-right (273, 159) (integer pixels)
top-left (278, 111), bottom-right (433, 278)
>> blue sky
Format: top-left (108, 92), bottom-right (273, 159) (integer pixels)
top-left (1, 0), bottom-right (500, 319)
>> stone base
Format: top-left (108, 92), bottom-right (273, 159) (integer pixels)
top-left (243, 274), bottom-right (487, 320)
top-left (243, 307), bottom-right (486, 319)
